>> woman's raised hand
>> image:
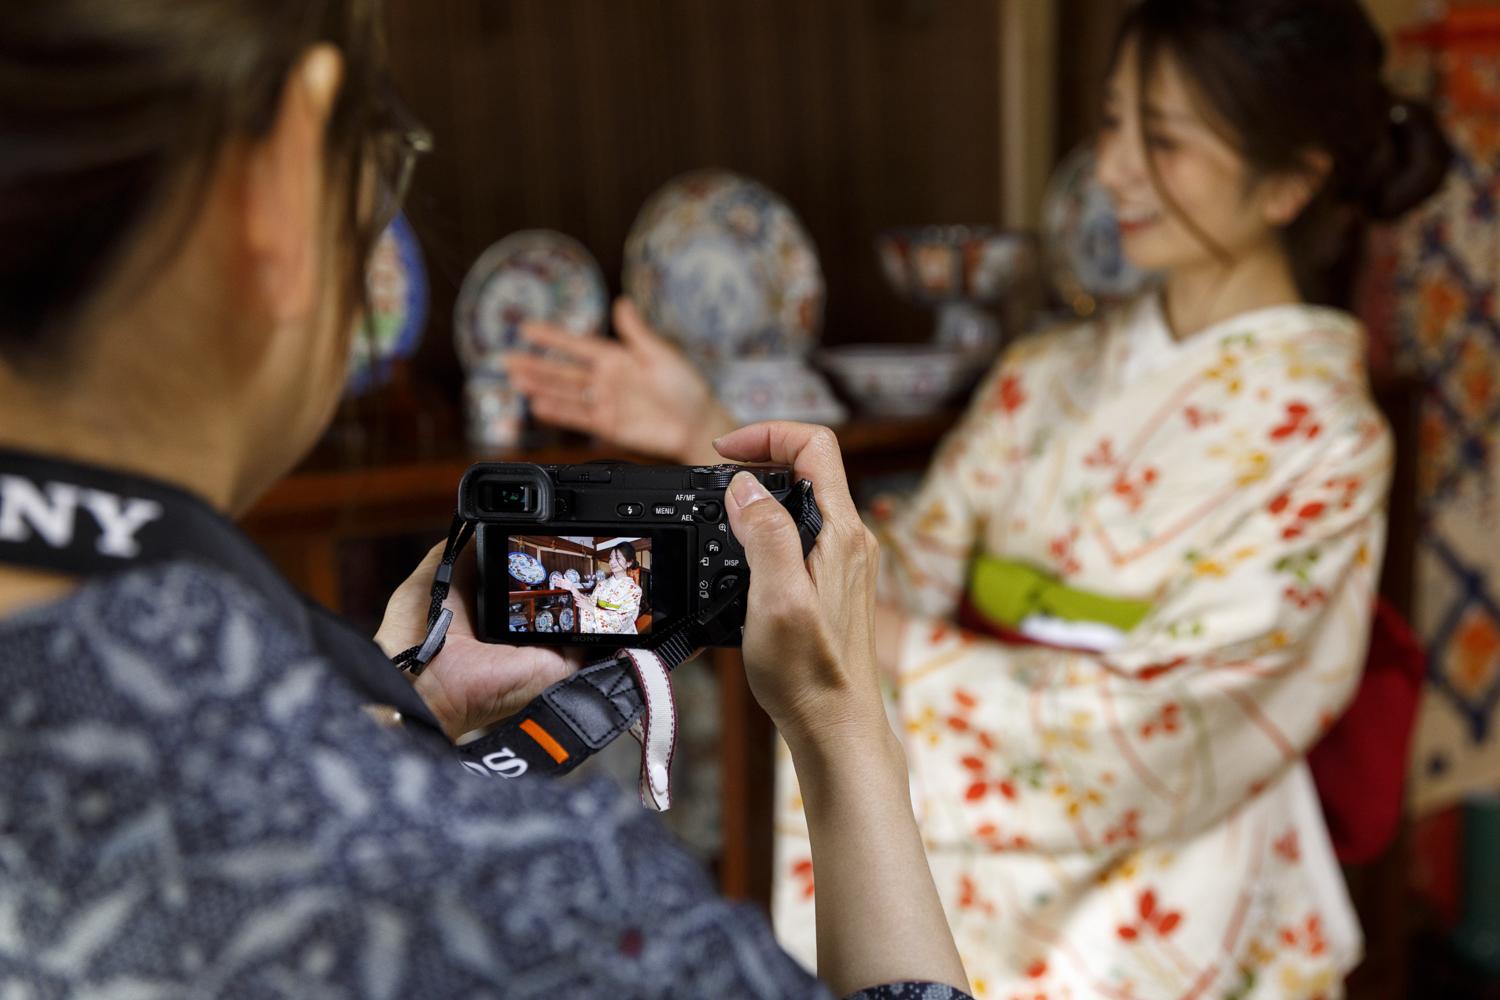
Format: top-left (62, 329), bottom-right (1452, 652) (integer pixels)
top-left (505, 298), bottom-right (736, 464)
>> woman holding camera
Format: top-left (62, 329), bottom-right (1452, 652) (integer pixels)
top-left (513, 1), bottom-right (1451, 994)
top-left (0, 3), bottom-right (969, 996)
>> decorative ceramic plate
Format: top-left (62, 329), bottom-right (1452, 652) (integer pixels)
top-left (535, 610), bottom-right (555, 632)
top-left (347, 211), bottom-right (428, 395)
top-left (1040, 145), bottom-right (1155, 316)
top-left (623, 169), bottom-right (824, 367)
top-left (454, 230), bottom-right (606, 373)
top-left (559, 608), bottom-right (575, 631)
top-left (509, 615), bottom-right (530, 632)
top-left (564, 568), bottom-right (582, 586)
top-left (508, 551), bottom-right (546, 586)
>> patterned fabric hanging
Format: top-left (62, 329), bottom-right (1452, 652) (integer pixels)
top-left (1368, 10), bottom-right (1500, 814)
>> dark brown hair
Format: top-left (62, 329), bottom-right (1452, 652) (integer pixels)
top-left (0, 0), bottom-right (386, 366)
top-left (1114, 0), bottom-right (1453, 307)
top-left (608, 541), bottom-right (639, 569)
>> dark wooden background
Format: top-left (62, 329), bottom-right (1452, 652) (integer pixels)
top-left (386, 0), bottom-right (1004, 396)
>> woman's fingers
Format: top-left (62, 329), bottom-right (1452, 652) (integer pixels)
top-left (509, 372), bottom-right (591, 415)
top-left (527, 395), bottom-right (596, 434)
top-left (519, 321), bottom-right (610, 364)
top-left (505, 352), bottom-right (592, 396)
top-left (725, 471), bottom-right (814, 612)
top-left (714, 422), bottom-right (857, 522)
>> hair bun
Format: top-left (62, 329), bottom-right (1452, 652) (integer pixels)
top-left (1363, 97), bottom-right (1454, 221)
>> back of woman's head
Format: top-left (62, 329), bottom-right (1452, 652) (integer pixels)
top-left (0, 1), bottom-right (384, 367)
top-left (1117, 0), bottom-right (1453, 305)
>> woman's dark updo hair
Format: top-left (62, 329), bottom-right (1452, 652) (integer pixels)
top-left (1115, 0), bottom-right (1454, 307)
top-left (609, 542), bottom-right (640, 569)
top-left (0, 1), bottom-right (386, 368)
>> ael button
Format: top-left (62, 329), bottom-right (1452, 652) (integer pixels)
top-left (617, 503), bottom-right (644, 517)
top-left (692, 501), bottom-right (722, 523)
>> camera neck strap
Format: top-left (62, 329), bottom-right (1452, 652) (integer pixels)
top-left (394, 482), bottom-right (821, 812)
top-left (0, 448), bottom-right (445, 735)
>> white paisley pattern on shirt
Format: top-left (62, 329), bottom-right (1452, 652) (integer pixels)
top-left (0, 558), bottom-right (967, 1000)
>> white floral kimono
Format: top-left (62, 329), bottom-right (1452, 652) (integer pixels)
top-left (773, 296), bottom-right (1393, 999)
top-left (576, 573), bottom-right (642, 635)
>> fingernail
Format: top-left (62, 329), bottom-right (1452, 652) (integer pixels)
top-left (731, 471), bottom-right (769, 508)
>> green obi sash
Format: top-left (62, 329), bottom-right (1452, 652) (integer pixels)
top-left (967, 554), bottom-right (1153, 632)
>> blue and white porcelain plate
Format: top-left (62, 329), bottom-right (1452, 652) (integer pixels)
top-left (1041, 146), bottom-right (1155, 316)
top-left (623, 170), bottom-right (824, 367)
top-left (454, 230), bottom-right (606, 373)
top-left (507, 551), bottom-right (546, 586)
top-left (346, 211), bottom-right (428, 395)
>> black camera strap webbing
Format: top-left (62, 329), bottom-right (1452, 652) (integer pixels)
top-left (396, 481), bottom-right (822, 811)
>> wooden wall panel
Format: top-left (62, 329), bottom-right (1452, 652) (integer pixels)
top-left (384, 0), bottom-right (1003, 393)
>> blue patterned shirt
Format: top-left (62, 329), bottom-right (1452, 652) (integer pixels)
top-left (0, 541), bottom-right (969, 999)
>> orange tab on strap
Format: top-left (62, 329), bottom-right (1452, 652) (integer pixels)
top-left (520, 718), bottom-right (569, 764)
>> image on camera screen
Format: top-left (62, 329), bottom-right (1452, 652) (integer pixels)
top-left (506, 535), bottom-right (652, 636)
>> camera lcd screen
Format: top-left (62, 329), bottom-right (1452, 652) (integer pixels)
top-left (506, 535), bottom-right (653, 636)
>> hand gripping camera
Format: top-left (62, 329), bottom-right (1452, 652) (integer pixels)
top-left (458, 462), bottom-right (821, 650)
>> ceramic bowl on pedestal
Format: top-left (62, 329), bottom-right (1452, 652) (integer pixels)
top-left (454, 230), bottom-right (606, 449)
top-left (716, 358), bottom-right (848, 426)
top-left (624, 169), bottom-right (845, 423)
top-left (816, 344), bottom-right (987, 418)
top-left (875, 225), bottom-right (1036, 355)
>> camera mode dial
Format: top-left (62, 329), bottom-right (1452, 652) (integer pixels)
top-left (690, 465), bottom-right (739, 489)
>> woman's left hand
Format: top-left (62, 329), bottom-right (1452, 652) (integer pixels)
top-left (375, 542), bottom-right (581, 741)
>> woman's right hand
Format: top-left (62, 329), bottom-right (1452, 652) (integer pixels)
top-left (505, 298), bottom-right (736, 464)
top-left (717, 421), bottom-right (970, 996)
top-left (717, 423), bottom-right (886, 752)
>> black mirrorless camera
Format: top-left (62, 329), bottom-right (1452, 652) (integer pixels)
top-left (459, 462), bottom-right (811, 648)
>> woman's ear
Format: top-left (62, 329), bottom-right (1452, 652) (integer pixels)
top-left (241, 45), bottom-right (345, 324)
top-left (1261, 149), bottom-right (1332, 227)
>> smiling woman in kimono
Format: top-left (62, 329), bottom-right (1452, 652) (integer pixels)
top-left (784, 2), bottom-right (1451, 995)
top-left (561, 541), bottom-right (643, 634)
top-left (510, 1), bottom-right (1452, 995)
